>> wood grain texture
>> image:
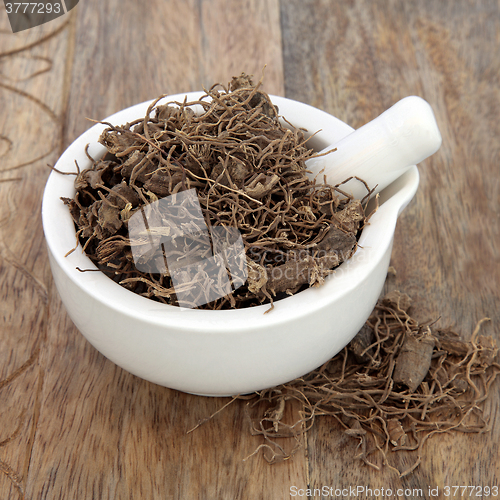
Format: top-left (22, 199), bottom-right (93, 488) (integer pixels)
top-left (0, 9), bottom-right (70, 498)
top-left (0, 0), bottom-right (499, 498)
top-left (63, 0), bottom-right (284, 143)
top-left (282, 0), bottom-right (500, 493)
top-left (2, 1), bottom-right (304, 499)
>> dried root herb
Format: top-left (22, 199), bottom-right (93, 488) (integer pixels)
top-left (61, 73), bottom-right (370, 309)
top-left (233, 291), bottom-right (500, 476)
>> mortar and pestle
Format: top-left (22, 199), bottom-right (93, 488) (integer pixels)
top-left (42, 93), bottom-right (441, 396)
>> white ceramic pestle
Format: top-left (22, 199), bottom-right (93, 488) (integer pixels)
top-left (305, 96), bottom-right (442, 200)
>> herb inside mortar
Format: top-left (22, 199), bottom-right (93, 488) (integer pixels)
top-left (62, 74), bottom-right (370, 309)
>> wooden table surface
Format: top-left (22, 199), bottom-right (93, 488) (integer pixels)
top-left (1, 1), bottom-right (499, 498)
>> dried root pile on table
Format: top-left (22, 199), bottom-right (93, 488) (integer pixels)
top-left (238, 290), bottom-right (500, 476)
top-left (62, 74), bottom-right (368, 309)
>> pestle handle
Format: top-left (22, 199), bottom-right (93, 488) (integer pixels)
top-left (305, 96), bottom-right (442, 200)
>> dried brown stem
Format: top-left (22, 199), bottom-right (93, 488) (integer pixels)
top-left (233, 290), bottom-right (500, 476)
